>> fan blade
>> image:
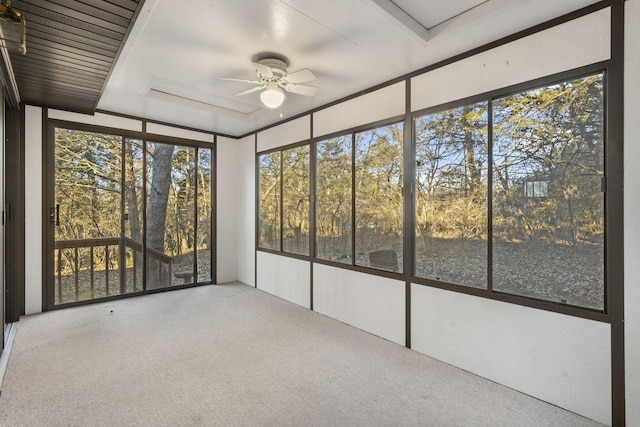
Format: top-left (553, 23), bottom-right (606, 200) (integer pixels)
top-left (236, 86), bottom-right (264, 96)
top-left (284, 83), bottom-right (317, 96)
top-left (284, 68), bottom-right (315, 84)
top-left (253, 62), bottom-right (273, 78)
top-left (221, 77), bottom-right (262, 84)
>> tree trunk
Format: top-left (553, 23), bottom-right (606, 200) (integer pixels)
top-left (147, 143), bottom-right (174, 287)
top-left (147, 143), bottom-right (174, 252)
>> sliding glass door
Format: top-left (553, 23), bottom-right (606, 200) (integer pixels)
top-left (197, 149), bottom-right (212, 282)
top-left (53, 129), bottom-right (127, 304)
top-left (145, 141), bottom-right (213, 289)
top-left (146, 143), bottom-right (197, 289)
top-left (124, 138), bottom-right (145, 293)
top-left (49, 127), bottom-right (214, 308)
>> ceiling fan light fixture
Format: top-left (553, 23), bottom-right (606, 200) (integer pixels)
top-left (260, 84), bottom-right (285, 109)
top-left (225, 55), bottom-right (316, 109)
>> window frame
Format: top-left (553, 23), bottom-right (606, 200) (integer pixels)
top-left (413, 99), bottom-right (490, 290)
top-left (314, 132), bottom-right (354, 265)
top-left (45, 119), bottom-right (217, 311)
top-left (254, 63), bottom-right (615, 322)
top-left (410, 62), bottom-right (610, 320)
top-left (256, 140), bottom-right (312, 261)
top-left (281, 144), bottom-right (312, 256)
top-left (311, 116), bottom-right (407, 279)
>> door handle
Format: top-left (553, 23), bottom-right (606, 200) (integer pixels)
top-left (50, 205), bottom-right (60, 225)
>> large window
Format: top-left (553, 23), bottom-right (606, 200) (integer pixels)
top-left (257, 71), bottom-right (606, 312)
top-left (414, 72), bottom-right (605, 309)
top-left (314, 122), bottom-right (404, 273)
top-left (258, 144), bottom-right (310, 256)
top-left (282, 145), bottom-right (310, 255)
top-left (492, 73), bottom-right (604, 309)
top-left (415, 102), bottom-right (488, 288)
top-left (355, 123), bottom-right (404, 272)
top-left (258, 152), bottom-right (281, 250)
top-left (316, 135), bottom-right (353, 263)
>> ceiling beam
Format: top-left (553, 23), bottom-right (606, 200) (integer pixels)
top-left (365, 0), bottom-right (430, 45)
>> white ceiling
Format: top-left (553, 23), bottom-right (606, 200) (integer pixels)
top-left (97, 0), bottom-right (600, 137)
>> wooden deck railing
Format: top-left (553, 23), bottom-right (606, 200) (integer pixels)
top-left (54, 237), bottom-right (172, 303)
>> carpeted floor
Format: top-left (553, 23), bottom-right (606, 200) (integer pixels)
top-left (0, 282), bottom-right (602, 426)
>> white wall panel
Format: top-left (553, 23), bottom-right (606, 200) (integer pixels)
top-left (24, 106), bottom-right (43, 314)
top-left (257, 116), bottom-right (310, 152)
top-left (411, 284), bottom-right (611, 425)
top-left (313, 264), bottom-right (405, 345)
top-left (236, 135), bottom-right (256, 287)
top-left (625, 0), bottom-right (640, 424)
top-left (216, 137), bottom-right (238, 283)
top-left (313, 82), bottom-right (405, 138)
top-left (412, 9), bottom-right (611, 112)
top-left (146, 122), bottom-right (214, 143)
top-left (257, 252), bottom-right (310, 308)
top-left (48, 109), bottom-right (143, 132)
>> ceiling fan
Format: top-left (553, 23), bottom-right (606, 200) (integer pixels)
top-left (222, 57), bottom-right (317, 109)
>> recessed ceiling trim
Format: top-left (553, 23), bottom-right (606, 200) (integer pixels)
top-left (146, 89), bottom-right (263, 121)
top-left (366, 0), bottom-right (430, 45)
top-left (428, 0), bottom-right (527, 41)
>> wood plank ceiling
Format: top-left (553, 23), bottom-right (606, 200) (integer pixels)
top-left (8, 0), bottom-right (144, 113)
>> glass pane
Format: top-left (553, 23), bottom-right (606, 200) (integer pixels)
top-left (54, 128), bottom-right (123, 304)
top-left (282, 145), bottom-right (310, 255)
top-left (146, 143), bottom-right (197, 289)
top-left (258, 152), bottom-right (281, 250)
top-left (355, 123), bottom-right (404, 272)
top-left (415, 103), bottom-right (488, 288)
top-left (172, 146), bottom-right (197, 286)
top-left (124, 139), bottom-right (144, 293)
top-left (492, 73), bottom-right (605, 309)
top-left (316, 135), bottom-right (353, 263)
top-left (197, 148), bottom-right (213, 282)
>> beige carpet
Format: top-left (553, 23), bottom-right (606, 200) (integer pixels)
top-left (0, 282), bottom-right (602, 426)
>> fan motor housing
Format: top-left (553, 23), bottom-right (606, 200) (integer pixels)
top-left (259, 58), bottom-right (288, 77)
